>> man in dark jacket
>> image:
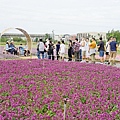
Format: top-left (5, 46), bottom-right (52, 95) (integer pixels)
top-left (97, 37), bottom-right (105, 63)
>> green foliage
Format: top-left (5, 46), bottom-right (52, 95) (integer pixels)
top-left (107, 29), bottom-right (120, 44)
top-left (35, 104), bottom-right (56, 117)
top-left (21, 105), bottom-right (26, 111)
top-left (92, 91), bottom-right (100, 98)
top-left (34, 37), bottom-right (38, 42)
top-left (13, 37), bottom-right (26, 43)
top-left (0, 37), bottom-right (8, 42)
top-left (116, 114), bottom-right (120, 120)
top-left (35, 104), bottom-right (48, 114)
top-left (1, 92), bottom-right (9, 96)
top-left (47, 110), bottom-right (56, 117)
top-left (12, 117), bottom-right (16, 120)
top-left (44, 33), bottom-right (50, 40)
top-left (0, 84), bottom-right (2, 89)
top-left (0, 37), bottom-right (26, 44)
top-left (80, 97), bottom-right (86, 104)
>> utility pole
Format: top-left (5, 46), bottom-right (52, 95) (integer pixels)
top-left (52, 30), bottom-right (54, 41)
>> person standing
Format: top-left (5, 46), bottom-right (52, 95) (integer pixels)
top-left (108, 37), bottom-right (118, 65)
top-left (97, 37), bottom-right (105, 63)
top-left (79, 40), bottom-right (82, 62)
top-left (89, 38), bottom-right (96, 63)
top-left (81, 38), bottom-right (86, 60)
top-left (44, 41), bottom-right (48, 59)
top-left (72, 42), bottom-right (75, 61)
top-left (68, 40), bottom-right (73, 61)
top-left (60, 40), bottom-right (65, 61)
top-left (48, 40), bottom-right (54, 60)
top-left (37, 39), bottom-right (44, 59)
top-left (105, 38), bottom-right (111, 63)
top-left (74, 38), bottom-right (80, 61)
top-left (56, 41), bottom-right (60, 60)
top-left (85, 38), bottom-right (90, 62)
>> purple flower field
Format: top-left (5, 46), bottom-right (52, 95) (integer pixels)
top-left (0, 59), bottom-right (120, 120)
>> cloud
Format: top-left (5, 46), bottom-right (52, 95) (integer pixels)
top-left (0, 0), bottom-right (120, 34)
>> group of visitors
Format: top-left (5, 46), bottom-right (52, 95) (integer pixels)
top-left (18, 43), bottom-right (30, 56)
top-left (68, 37), bottom-right (118, 65)
top-left (5, 41), bottom-right (18, 55)
top-left (67, 38), bottom-right (96, 63)
top-left (37, 38), bottom-right (65, 61)
top-left (37, 36), bottom-right (118, 65)
top-left (4, 41), bottom-right (30, 56)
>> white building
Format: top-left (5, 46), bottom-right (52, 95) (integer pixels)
top-left (77, 32), bottom-right (106, 41)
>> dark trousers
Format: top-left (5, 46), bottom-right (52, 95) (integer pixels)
top-left (75, 51), bottom-right (80, 61)
top-left (56, 50), bottom-right (59, 60)
top-left (79, 49), bottom-right (82, 61)
top-left (68, 48), bottom-right (72, 61)
top-left (48, 50), bottom-right (54, 60)
top-left (10, 48), bottom-right (17, 55)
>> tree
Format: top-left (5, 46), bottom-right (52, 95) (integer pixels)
top-left (44, 33), bottom-right (50, 41)
top-left (0, 37), bottom-right (7, 42)
top-left (107, 29), bottom-right (120, 44)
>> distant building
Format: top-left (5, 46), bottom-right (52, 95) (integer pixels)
top-left (77, 32), bottom-right (106, 41)
top-left (54, 35), bottom-right (62, 41)
top-left (54, 34), bottom-right (77, 42)
top-left (54, 34), bottom-right (70, 42)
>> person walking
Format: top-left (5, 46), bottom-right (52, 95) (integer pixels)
top-left (97, 37), bottom-right (105, 63)
top-left (37, 39), bottom-right (44, 59)
top-left (108, 37), bottom-right (118, 65)
top-left (89, 38), bottom-right (96, 63)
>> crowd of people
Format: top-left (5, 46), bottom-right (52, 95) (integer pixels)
top-left (37, 37), bottom-right (118, 65)
top-left (4, 41), bottom-right (30, 56)
top-left (37, 38), bottom-right (65, 61)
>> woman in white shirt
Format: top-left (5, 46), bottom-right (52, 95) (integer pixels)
top-left (60, 40), bottom-right (65, 61)
top-left (105, 38), bottom-right (110, 62)
top-left (5, 41), bottom-right (10, 54)
top-left (81, 38), bottom-right (86, 59)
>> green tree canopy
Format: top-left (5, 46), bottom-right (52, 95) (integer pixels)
top-left (107, 29), bottom-right (120, 44)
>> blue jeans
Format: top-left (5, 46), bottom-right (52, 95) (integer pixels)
top-left (79, 49), bottom-right (82, 61)
top-left (44, 52), bottom-right (48, 58)
top-left (19, 47), bottom-right (24, 55)
top-left (37, 51), bottom-right (44, 59)
top-left (99, 50), bottom-right (104, 57)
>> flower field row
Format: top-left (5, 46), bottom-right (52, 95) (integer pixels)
top-left (0, 59), bottom-right (120, 120)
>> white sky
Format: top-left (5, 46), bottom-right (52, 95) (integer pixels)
top-left (0, 0), bottom-right (120, 34)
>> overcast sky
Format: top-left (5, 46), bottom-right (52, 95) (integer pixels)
top-left (0, 0), bottom-right (120, 34)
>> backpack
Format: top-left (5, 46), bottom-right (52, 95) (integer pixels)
top-left (49, 43), bottom-right (53, 51)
